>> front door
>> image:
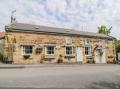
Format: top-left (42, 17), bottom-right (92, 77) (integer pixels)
top-left (95, 49), bottom-right (106, 63)
top-left (76, 47), bottom-right (83, 63)
top-left (95, 50), bottom-right (101, 63)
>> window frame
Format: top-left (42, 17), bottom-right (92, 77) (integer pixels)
top-left (22, 45), bottom-right (33, 55)
top-left (65, 46), bottom-right (73, 55)
top-left (45, 46), bottom-right (55, 55)
top-left (85, 46), bottom-right (91, 56)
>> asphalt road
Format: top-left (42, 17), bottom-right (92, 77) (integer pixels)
top-left (0, 64), bottom-right (120, 89)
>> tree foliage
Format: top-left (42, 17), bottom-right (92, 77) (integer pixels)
top-left (98, 25), bottom-right (112, 35)
top-left (116, 44), bottom-right (120, 53)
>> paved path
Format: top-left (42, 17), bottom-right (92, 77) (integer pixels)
top-left (0, 64), bottom-right (120, 89)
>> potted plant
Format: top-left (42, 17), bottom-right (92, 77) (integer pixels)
top-left (57, 54), bottom-right (63, 63)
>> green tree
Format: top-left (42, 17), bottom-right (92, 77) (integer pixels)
top-left (98, 25), bottom-right (112, 35)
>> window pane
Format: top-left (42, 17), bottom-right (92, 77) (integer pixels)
top-left (85, 46), bottom-right (90, 55)
top-left (23, 46), bottom-right (33, 55)
top-left (66, 47), bottom-right (72, 55)
top-left (46, 46), bottom-right (54, 55)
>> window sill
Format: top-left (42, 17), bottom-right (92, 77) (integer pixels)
top-left (86, 56), bottom-right (93, 59)
top-left (45, 54), bottom-right (56, 59)
top-left (23, 55), bottom-right (31, 59)
top-left (23, 54), bottom-right (32, 56)
top-left (64, 55), bottom-right (75, 58)
top-left (85, 55), bottom-right (92, 57)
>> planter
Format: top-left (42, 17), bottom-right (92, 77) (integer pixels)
top-left (23, 55), bottom-right (30, 59)
top-left (57, 59), bottom-right (63, 63)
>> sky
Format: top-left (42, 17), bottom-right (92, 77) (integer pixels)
top-left (0, 0), bottom-right (120, 39)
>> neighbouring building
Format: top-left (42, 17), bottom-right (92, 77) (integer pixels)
top-left (0, 32), bottom-right (5, 46)
top-left (0, 32), bottom-right (5, 62)
top-left (4, 23), bottom-right (116, 64)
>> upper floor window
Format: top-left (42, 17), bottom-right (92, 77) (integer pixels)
top-left (65, 46), bottom-right (73, 55)
top-left (45, 46), bottom-right (55, 55)
top-left (85, 46), bottom-right (91, 56)
top-left (66, 37), bottom-right (72, 44)
top-left (23, 45), bottom-right (33, 55)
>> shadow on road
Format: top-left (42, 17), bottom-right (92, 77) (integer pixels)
top-left (86, 81), bottom-right (120, 89)
top-left (0, 81), bottom-right (120, 89)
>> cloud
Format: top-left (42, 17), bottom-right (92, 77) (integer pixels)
top-left (0, 0), bottom-right (120, 39)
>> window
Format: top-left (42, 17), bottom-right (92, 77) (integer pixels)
top-left (23, 45), bottom-right (33, 55)
top-left (66, 46), bottom-right (73, 55)
top-left (66, 37), bottom-right (72, 44)
top-left (36, 48), bottom-right (42, 54)
top-left (46, 46), bottom-right (55, 55)
top-left (85, 46), bottom-right (91, 56)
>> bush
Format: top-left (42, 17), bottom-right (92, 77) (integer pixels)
top-left (57, 54), bottom-right (63, 64)
top-left (0, 52), bottom-right (4, 63)
top-left (116, 44), bottom-right (120, 60)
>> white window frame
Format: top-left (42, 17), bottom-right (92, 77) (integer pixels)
top-left (22, 45), bottom-right (33, 55)
top-left (65, 46), bottom-right (73, 55)
top-left (45, 46), bottom-right (55, 55)
top-left (85, 46), bottom-right (91, 56)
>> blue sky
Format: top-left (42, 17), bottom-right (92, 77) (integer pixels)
top-left (0, 0), bottom-right (120, 39)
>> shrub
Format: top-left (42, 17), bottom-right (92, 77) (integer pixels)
top-left (0, 52), bottom-right (4, 62)
top-left (57, 54), bottom-right (63, 63)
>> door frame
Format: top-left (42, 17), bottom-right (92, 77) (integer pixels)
top-left (76, 47), bottom-right (83, 63)
top-left (94, 49), bottom-right (106, 63)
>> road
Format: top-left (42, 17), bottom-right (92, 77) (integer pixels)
top-left (0, 64), bottom-right (120, 89)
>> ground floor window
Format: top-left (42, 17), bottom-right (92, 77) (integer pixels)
top-left (23, 45), bottom-right (33, 55)
top-left (85, 46), bottom-right (91, 56)
top-left (35, 48), bottom-right (42, 54)
top-left (65, 46), bottom-right (73, 55)
top-left (45, 46), bottom-right (55, 55)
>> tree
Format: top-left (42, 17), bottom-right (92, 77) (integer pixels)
top-left (98, 25), bottom-right (112, 35)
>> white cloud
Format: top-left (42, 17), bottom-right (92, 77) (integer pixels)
top-left (0, 0), bottom-right (120, 39)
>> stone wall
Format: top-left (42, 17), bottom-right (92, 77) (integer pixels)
top-left (4, 32), bottom-right (115, 64)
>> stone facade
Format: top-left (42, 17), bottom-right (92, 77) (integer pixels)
top-left (4, 31), bottom-right (116, 64)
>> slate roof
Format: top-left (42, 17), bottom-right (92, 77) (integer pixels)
top-left (6, 23), bottom-right (113, 39)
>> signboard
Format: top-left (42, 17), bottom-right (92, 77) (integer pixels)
top-left (118, 53), bottom-right (120, 61)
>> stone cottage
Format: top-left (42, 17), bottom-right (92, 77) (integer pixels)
top-left (4, 23), bottom-right (116, 64)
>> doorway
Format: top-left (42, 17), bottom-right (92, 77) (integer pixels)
top-left (76, 47), bottom-right (83, 63)
top-left (94, 49), bottom-right (106, 63)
